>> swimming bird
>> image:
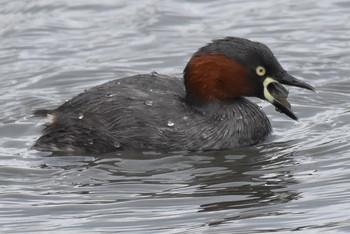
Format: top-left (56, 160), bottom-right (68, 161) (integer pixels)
top-left (33, 37), bottom-right (314, 153)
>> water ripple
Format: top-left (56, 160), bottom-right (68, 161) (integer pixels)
top-left (1, 0), bottom-right (350, 233)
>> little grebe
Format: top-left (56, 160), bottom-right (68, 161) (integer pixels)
top-left (33, 37), bottom-right (314, 153)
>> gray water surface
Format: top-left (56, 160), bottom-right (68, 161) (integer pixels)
top-left (1, 0), bottom-right (350, 233)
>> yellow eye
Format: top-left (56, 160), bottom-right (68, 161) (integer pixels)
top-left (256, 66), bottom-right (266, 76)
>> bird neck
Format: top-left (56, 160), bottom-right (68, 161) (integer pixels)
top-left (183, 54), bottom-right (255, 105)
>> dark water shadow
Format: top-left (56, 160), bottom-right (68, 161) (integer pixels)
top-left (33, 141), bottom-right (300, 227)
top-left (30, 139), bottom-right (302, 230)
top-left (191, 144), bottom-right (301, 226)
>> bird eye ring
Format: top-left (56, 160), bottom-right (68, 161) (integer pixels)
top-left (256, 66), bottom-right (266, 76)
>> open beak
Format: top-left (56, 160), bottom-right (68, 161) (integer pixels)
top-left (263, 72), bottom-right (315, 121)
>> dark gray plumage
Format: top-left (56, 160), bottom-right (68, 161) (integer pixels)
top-left (33, 73), bottom-right (271, 153)
top-left (33, 36), bottom-right (314, 153)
